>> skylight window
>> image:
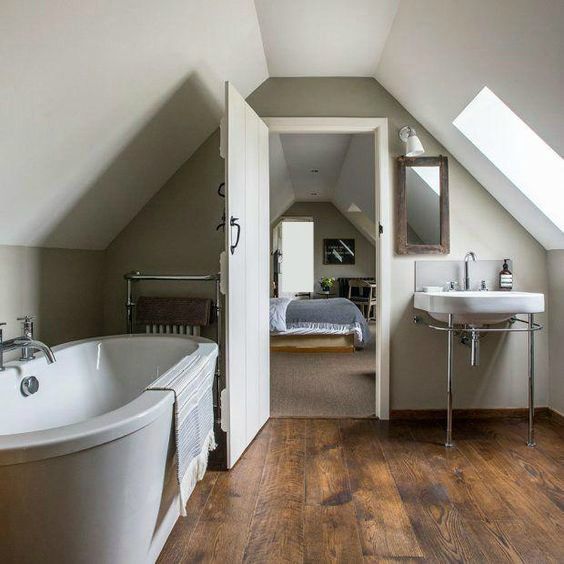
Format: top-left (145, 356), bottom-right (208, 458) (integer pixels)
top-left (453, 86), bottom-right (564, 231)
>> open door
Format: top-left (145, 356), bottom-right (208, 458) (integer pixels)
top-left (223, 82), bottom-right (270, 468)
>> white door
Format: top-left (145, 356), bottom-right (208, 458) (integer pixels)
top-left (223, 82), bottom-right (270, 468)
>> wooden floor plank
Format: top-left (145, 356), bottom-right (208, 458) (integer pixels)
top-left (165, 423), bottom-right (271, 563)
top-left (481, 419), bottom-right (564, 508)
top-left (453, 422), bottom-right (563, 553)
top-left (376, 421), bottom-right (508, 563)
top-left (159, 418), bottom-right (564, 563)
top-left (304, 504), bottom-right (363, 563)
top-left (243, 419), bottom-right (306, 564)
top-left (157, 471), bottom-right (219, 563)
top-left (408, 420), bottom-right (564, 562)
top-left (340, 419), bottom-right (423, 560)
top-left (303, 419), bottom-right (364, 563)
top-left (305, 419), bottom-right (351, 507)
top-left (408, 421), bottom-right (517, 522)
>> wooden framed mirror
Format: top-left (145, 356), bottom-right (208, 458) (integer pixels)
top-left (396, 155), bottom-right (449, 255)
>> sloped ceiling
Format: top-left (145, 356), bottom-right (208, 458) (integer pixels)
top-left (254, 0), bottom-right (399, 76)
top-left (0, 0), bottom-right (267, 249)
top-left (269, 133), bottom-right (376, 244)
top-left (375, 0), bottom-right (564, 249)
top-left (2, 0), bottom-right (562, 249)
top-left (279, 134), bottom-right (351, 201)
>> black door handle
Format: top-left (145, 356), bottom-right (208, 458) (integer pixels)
top-left (230, 216), bottom-right (241, 255)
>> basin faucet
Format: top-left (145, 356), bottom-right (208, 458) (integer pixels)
top-left (464, 252), bottom-right (477, 291)
top-left (0, 317), bottom-right (56, 371)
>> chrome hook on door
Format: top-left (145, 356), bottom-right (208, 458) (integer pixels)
top-left (230, 216), bottom-right (241, 255)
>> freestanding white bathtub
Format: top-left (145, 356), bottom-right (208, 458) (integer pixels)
top-left (0, 334), bottom-right (218, 564)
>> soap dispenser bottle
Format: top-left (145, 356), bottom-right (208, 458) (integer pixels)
top-left (499, 259), bottom-right (513, 291)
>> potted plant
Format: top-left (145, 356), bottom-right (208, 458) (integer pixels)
top-left (319, 276), bottom-right (335, 292)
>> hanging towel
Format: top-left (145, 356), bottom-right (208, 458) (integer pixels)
top-left (136, 296), bottom-right (212, 327)
top-left (146, 346), bottom-right (218, 516)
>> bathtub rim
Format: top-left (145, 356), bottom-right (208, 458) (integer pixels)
top-left (0, 334), bottom-right (218, 467)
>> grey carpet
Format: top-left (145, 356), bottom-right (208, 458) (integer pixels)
top-left (270, 325), bottom-right (376, 417)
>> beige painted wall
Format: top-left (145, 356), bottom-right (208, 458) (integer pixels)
top-left (280, 201), bottom-right (375, 292)
top-left (0, 245), bottom-right (105, 348)
top-left (104, 77), bottom-right (550, 410)
top-left (547, 250), bottom-right (564, 415)
top-left (103, 132), bottom-right (225, 337)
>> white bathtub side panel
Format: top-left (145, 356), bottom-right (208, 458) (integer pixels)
top-left (0, 404), bottom-right (174, 564)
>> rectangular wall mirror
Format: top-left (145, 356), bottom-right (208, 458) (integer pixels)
top-left (396, 155), bottom-right (449, 254)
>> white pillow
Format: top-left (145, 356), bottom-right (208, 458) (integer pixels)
top-left (269, 298), bottom-right (292, 332)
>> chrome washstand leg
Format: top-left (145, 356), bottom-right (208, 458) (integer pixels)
top-left (528, 313), bottom-right (536, 447)
top-left (446, 313), bottom-right (454, 448)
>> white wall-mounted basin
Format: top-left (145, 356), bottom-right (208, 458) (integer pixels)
top-left (414, 291), bottom-right (545, 325)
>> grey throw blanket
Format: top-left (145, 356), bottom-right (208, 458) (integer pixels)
top-left (286, 298), bottom-right (371, 344)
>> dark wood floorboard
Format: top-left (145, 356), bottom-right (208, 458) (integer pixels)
top-left (159, 417), bottom-right (564, 563)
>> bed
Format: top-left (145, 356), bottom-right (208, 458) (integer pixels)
top-left (270, 297), bottom-right (371, 352)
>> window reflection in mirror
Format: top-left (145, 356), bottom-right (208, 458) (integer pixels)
top-left (406, 166), bottom-right (441, 246)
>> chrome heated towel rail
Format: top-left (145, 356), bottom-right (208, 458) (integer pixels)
top-left (124, 271), bottom-right (222, 420)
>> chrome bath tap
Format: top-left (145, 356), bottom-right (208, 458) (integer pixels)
top-left (464, 252), bottom-right (477, 291)
top-left (0, 316), bottom-right (56, 371)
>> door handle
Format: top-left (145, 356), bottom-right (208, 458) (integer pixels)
top-left (230, 216), bottom-right (241, 255)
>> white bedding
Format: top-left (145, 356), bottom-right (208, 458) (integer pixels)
top-left (269, 297), bottom-right (292, 332)
top-left (273, 322), bottom-right (364, 347)
top-left (270, 298), bottom-right (365, 346)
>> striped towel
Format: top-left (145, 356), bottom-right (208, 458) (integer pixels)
top-left (146, 346), bottom-right (218, 516)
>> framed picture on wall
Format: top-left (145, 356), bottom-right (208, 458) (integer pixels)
top-left (323, 238), bottom-right (356, 265)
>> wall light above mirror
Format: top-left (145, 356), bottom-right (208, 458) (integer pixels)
top-left (399, 126), bottom-right (425, 157)
top-left (396, 155), bottom-right (450, 255)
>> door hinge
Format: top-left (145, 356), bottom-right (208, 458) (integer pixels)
top-left (379, 223), bottom-right (384, 236)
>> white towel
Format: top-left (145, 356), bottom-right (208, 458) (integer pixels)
top-left (147, 347), bottom-right (218, 516)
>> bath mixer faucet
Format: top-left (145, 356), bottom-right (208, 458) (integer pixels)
top-left (0, 317), bottom-right (56, 371)
top-left (464, 252), bottom-right (477, 291)
top-left (18, 315), bottom-right (35, 360)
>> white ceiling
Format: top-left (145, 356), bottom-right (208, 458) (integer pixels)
top-left (269, 134), bottom-right (295, 221)
top-left (0, 0), bottom-right (267, 249)
top-left (254, 0), bottom-right (399, 77)
top-left (269, 133), bottom-right (377, 244)
top-left (1, 0), bottom-right (562, 249)
top-left (278, 134), bottom-right (352, 201)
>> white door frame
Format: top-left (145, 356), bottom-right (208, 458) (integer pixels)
top-left (263, 117), bottom-right (391, 419)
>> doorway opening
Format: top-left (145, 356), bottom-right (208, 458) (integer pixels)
top-left (264, 119), bottom-right (391, 419)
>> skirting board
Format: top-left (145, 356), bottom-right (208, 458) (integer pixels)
top-left (390, 407), bottom-right (550, 420)
top-left (549, 408), bottom-right (564, 425)
top-left (270, 333), bottom-right (355, 353)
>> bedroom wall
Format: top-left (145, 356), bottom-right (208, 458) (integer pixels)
top-left (104, 77), bottom-right (550, 411)
top-left (0, 245), bottom-right (105, 347)
top-left (279, 201), bottom-right (375, 293)
top-left (547, 250), bottom-right (564, 416)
